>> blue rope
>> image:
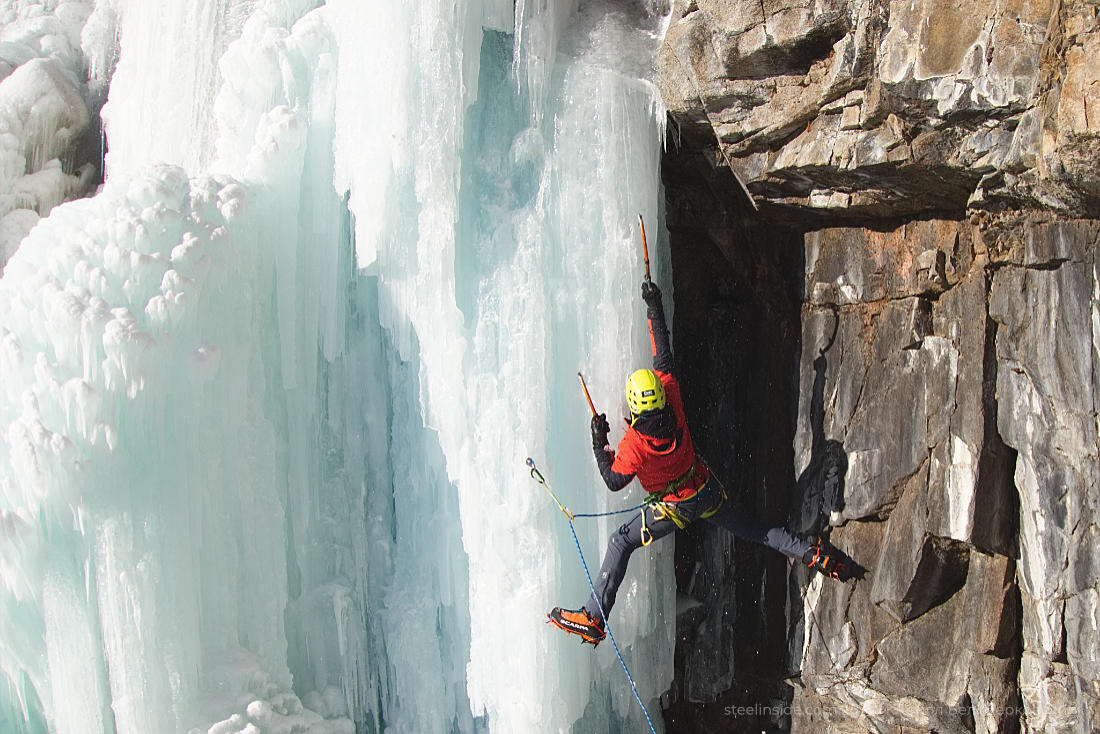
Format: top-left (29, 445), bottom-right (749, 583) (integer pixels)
top-left (572, 503), bottom-right (646, 519)
top-left (526, 458), bottom-right (658, 734)
top-left (565, 513), bottom-right (659, 734)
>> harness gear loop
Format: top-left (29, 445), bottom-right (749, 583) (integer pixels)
top-left (649, 477), bottom-right (728, 530)
top-left (701, 483), bottom-right (727, 518)
top-left (650, 500), bottom-right (677, 527)
top-left (660, 455), bottom-right (703, 497)
top-left (638, 490), bottom-right (663, 545)
top-left (634, 455), bottom-right (727, 530)
top-left (639, 511), bottom-right (653, 547)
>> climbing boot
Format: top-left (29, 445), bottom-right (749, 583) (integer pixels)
top-left (804, 541), bottom-right (848, 581)
top-left (548, 607), bottom-right (606, 646)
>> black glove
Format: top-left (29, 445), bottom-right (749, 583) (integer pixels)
top-left (641, 280), bottom-right (662, 308)
top-left (591, 412), bottom-right (611, 449)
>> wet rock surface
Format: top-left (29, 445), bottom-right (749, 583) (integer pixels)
top-left (658, 2), bottom-right (1100, 732)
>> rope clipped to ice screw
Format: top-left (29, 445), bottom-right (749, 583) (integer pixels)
top-left (527, 457), bottom-right (659, 734)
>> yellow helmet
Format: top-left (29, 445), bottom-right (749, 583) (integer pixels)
top-left (625, 369), bottom-right (666, 415)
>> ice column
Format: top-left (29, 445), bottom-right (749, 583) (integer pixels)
top-left (0, 0), bottom-right (676, 732)
top-left (329, 0), bottom-right (674, 730)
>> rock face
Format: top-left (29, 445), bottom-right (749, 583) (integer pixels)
top-left (787, 220), bottom-right (1099, 734)
top-left (657, 2), bottom-right (1100, 733)
top-left (659, 0), bottom-right (1100, 222)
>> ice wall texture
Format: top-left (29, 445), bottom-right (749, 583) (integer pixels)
top-left (0, 1), bottom-right (673, 732)
top-left (0, 1), bottom-right (100, 268)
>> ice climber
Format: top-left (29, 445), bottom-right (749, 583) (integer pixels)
top-left (548, 280), bottom-right (847, 646)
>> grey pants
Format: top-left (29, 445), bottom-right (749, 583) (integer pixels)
top-left (583, 485), bottom-right (811, 621)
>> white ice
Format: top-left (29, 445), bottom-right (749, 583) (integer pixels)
top-left (0, 0), bottom-right (97, 270)
top-left (0, 1), bottom-right (674, 732)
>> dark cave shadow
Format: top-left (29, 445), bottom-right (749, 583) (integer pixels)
top-left (791, 305), bottom-right (865, 581)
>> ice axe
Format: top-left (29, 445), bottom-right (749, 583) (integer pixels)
top-left (638, 214), bottom-right (650, 283)
top-left (580, 371), bottom-right (623, 429)
top-left (577, 372), bottom-right (597, 417)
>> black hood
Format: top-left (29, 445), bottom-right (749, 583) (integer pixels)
top-left (632, 405), bottom-right (677, 440)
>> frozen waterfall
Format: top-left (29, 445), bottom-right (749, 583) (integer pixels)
top-left (0, 1), bottom-right (675, 732)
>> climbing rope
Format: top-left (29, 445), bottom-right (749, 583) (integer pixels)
top-left (526, 458), bottom-right (659, 734)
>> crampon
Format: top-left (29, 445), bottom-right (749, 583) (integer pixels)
top-left (548, 606), bottom-right (606, 646)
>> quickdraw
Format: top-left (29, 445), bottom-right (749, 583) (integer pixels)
top-left (647, 478), bottom-right (727, 533)
top-left (638, 456), bottom-right (729, 540)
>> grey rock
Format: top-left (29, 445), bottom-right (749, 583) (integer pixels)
top-left (869, 479), bottom-right (971, 624)
top-left (966, 652), bottom-right (1023, 734)
top-left (659, 3), bottom-right (1100, 730)
top-left (958, 552), bottom-right (1018, 658)
top-left (804, 221), bottom-right (974, 305)
top-left (869, 586), bottom-right (970, 712)
top-left (659, 0), bottom-right (1100, 221)
top-left (989, 222), bottom-right (1099, 730)
top-left (782, 220), bottom-right (1077, 732)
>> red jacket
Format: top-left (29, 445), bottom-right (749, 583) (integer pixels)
top-left (610, 370), bottom-right (709, 500)
top-left (593, 290), bottom-right (710, 501)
